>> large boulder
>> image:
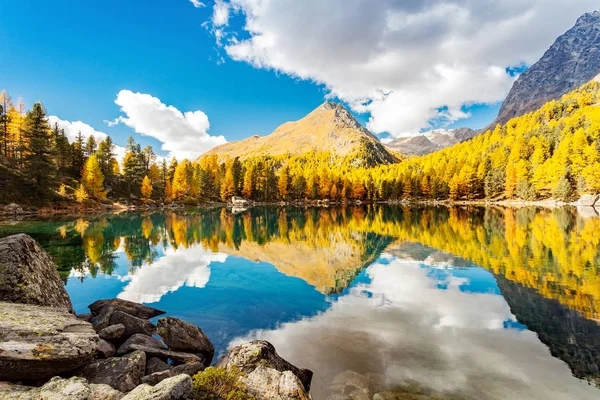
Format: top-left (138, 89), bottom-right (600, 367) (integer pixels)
top-left (0, 376), bottom-right (124, 400)
top-left (98, 338), bottom-right (116, 358)
top-left (110, 310), bottom-right (156, 338)
top-left (89, 299), bottom-right (165, 320)
top-left (117, 334), bottom-right (165, 356)
top-left (40, 376), bottom-right (124, 400)
top-left (578, 194), bottom-right (599, 207)
top-left (4, 203), bottom-right (24, 215)
top-left (157, 316), bottom-right (215, 364)
top-left (243, 366), bottom-right (312, 400)
top-left (216, 340), bottom-right (312, 392)
top-left (0, 234), bottom-right (73, 311)
top-left (121, 374), bottom-right (192, 400)
top-left (0, 302), bottom-right (98, 380)
top-left (78, 350), bottom-right (146, 393)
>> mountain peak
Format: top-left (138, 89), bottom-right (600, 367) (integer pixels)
top-left (201, 100), bottom-right (396, 165)
top-left (493, 10), bottom-right (600, 126)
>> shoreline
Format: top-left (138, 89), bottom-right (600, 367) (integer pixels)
top-left (0, 197), bottom-right (594, 220)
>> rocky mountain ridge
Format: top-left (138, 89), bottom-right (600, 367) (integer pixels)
top-left (493, 10), bottom-right (600, 127)
top-left (385, 128), bottom-right (477, 156)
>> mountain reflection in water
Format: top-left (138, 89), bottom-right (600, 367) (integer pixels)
top-left (0, 205), bottom-right (598, 399)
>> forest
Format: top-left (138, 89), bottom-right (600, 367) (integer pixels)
top-left (1, 80), bottom-right (600, 206)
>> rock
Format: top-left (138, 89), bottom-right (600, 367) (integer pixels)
top-left (328, 370), bottom-right (387, 400)
top-left (4, 203), bottom-right (24, 215)
top-left (79, 350), bottom-right (146, 393)
top-left (77, 313), bottom-right (93, 322)
top-left (0, 302), bottom-right (98, 380)
top-left (578, 194), bottom-right (599, 207)
top-left (141, 370), bottom-right (173, 386)
top-left (0, 381), bottom-right (40, 400)
top-left (98, 338), bottom-right (116, 358)
top-left (89, 299), bottom-right (165, 320)
top-left (243, 366), bottom-right (312, 400)
top-left (171, 361), bottom-right (204, 376)
top-left (121, 374), bottom-right (192, 400)
top-left (216, 340), bottom-right (312, 392)
top-left (110, 310), bottom-right (156, 338)
top-left (146, 357), bottom-right (171, 375)
top-left (0, 234), bottom-right (73, 311)
top-left (39, 376), bottom-right (124, 400)
top-left (117, 334), bottom-right (166, 356)
top-left (157, 316), bottom-right (215, 364)
top-left (99, 324), bottom-right (126, 341)
top-left (577, 205), bottom-right (600, 219)
top-left (0, 376), bottom-right (125, 400)
top-left (91, 307), bottom-right (115, 332)
top-left (128, 344), bottom-right (203, 364)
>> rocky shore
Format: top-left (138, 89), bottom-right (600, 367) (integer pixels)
top-left (0, 233), bottom-right (313, 399)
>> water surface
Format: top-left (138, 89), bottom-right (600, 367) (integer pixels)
top-left (1, 206), bottom-right (599, 399)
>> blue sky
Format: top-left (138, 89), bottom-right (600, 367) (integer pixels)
top-left (1, 1), bottom-right (595, 158)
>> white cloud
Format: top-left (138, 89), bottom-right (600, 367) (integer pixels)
top-left (111, 90), bottom-right (227, 160)
top-left (209, 0), bottom-right (599, 136)
top-left (232, 258), bottom-right (599, 399)
top-left (189, 0), bottom-right (205, 8)
top-left (47, 116), bottom-right (127, 161)
top-left (118, 245), bottom-right (227, 303)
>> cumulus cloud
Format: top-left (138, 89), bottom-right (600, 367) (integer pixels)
top-left (47, 116), bottom-right (127, 161)
top-left (208, 0), bottom-right (599, 136)
top-left (111, 90), bottom-right (227, 160)
top-left (118, 245), bottom-right (227, 303)
top-left (232, 258), bottom-right (598, 399)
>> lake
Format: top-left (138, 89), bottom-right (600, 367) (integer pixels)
top-left (1, 205), bottom-right (599, 399)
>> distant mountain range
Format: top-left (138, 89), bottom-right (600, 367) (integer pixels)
top-left (201, 10), bottom-right (600, 160)
top-left (493, 10), bottom-right (600, 127)
top-left (385, 128), bottom-right (477, 156)
top-left (202, 101), bottom-right (397, 166)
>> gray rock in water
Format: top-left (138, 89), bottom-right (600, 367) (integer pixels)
top-left (216, 340), bottom-right (312, 392)
top-left (146, 357), bottom-right (171, 375)
top-left (3, 203), bottom-right (24, 215)
top-left (0, 234), bottom-right (73, 312)
top-left (121, 374), bottom-right (192, 400)
top-left (243, 366), bottom-right (312, 400)
top-left (79, 350), bottom-right (146, 393)
top-left (98, 338), bottom-right (116, 358)
top-left (110, 310), bottom-right (156, 338)
top-left (89, 298), bottom-right (165, 320)
top-left (99, 323), bottom-right (126, 341)
top-left (0, 302), bottom-right (98, 380)
top-left (157, 316), bottom-right (215, 364)
top-left (128, 344), bottom-right (203, 364)
top-left (117, 334), bottom-right (166, 356)
top-left (578, 194), bottom-right (599, 207)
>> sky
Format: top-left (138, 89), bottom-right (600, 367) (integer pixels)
top-left (0, 0), bottom-right (598, 160)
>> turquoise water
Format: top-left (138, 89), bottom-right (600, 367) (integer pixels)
top-left (1, 206), bottom-right (599, 399)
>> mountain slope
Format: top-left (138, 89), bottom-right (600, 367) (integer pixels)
top-left (201, 102), bottom-right (397, 166)
top-left (385, 128), bottom-right (477, 156)
top-left (494, 10), bottom-right (600, 127)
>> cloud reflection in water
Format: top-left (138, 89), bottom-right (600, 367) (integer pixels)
top-left (231, 256), bottom-right (598, 400)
